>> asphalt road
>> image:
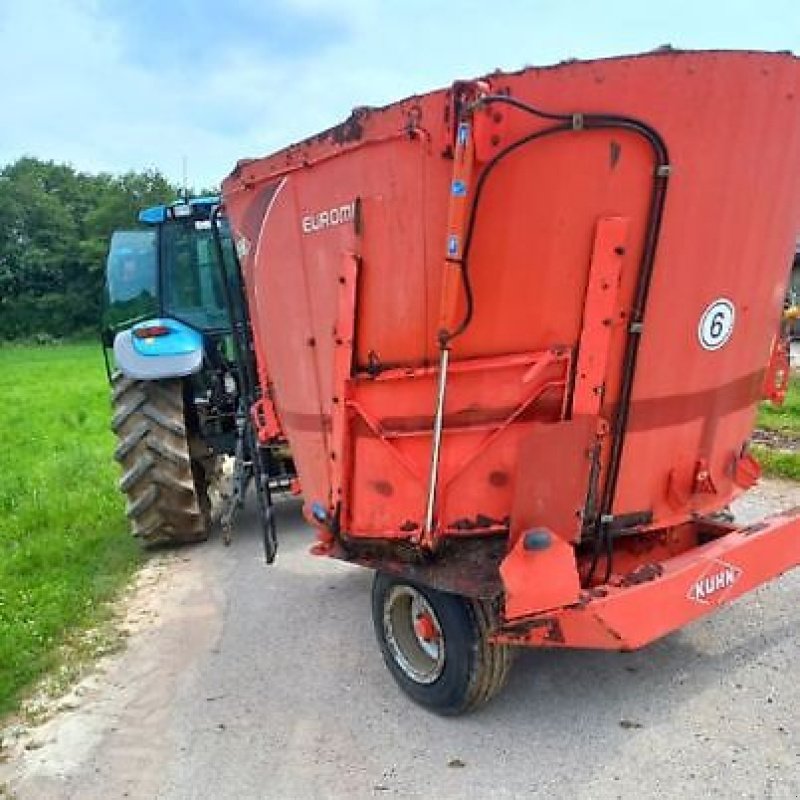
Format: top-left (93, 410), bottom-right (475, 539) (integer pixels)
top-left (3, 481), bottom-right (800, 799)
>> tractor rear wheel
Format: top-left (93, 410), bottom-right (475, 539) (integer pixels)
top-left (111, 372), bottom-right (210, 545)
top-left (371, 573), bottom-right (514, 715)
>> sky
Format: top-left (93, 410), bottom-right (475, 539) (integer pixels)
top-left (2, 0), bottom-right (800, 189)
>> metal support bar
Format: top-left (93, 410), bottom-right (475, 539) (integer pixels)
top-left (423, 346), bottom-right (450, 541)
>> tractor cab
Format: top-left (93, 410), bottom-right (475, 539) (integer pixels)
top-left (103, 196), bottom-right (293, 553)
top-left (103, 196), bottom-right (241, 379)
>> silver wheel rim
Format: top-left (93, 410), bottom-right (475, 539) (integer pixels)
top-left (383, 585), bottom-right (445, 685)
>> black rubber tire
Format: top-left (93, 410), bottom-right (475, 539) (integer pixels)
top-left (111, 372), bottom-right (209, 545)
top-left (371, 572), bottom-right (513, 715)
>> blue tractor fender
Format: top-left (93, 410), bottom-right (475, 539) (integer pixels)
top-left (114, 318), bottom-right (204, 380)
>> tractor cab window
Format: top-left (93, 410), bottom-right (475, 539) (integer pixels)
top-left (104, 229), bottom-right (158, 328)
top-left (161, 219), bottom-right (234, 332)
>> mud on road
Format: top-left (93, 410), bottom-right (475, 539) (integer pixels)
top-left (2, 480), bottom-right (800, 799)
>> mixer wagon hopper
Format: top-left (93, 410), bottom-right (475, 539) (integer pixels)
top-left (221, 50), bottom-right (800, 713)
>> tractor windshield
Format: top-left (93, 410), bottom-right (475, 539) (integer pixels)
top-left (105, 229), bottom-right (159, 328)
top-left (161, 219), bottom-right (235, 332)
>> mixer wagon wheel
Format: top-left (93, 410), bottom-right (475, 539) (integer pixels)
top-left (371, 573), bottom-right (513, 715)
top-left (111, 372), bottom-right (210, 545)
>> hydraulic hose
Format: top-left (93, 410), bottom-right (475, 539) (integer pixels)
top-left (448, 94), bottom-right (670, 584)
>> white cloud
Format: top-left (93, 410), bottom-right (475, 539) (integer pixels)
top-left (1, 0), bottom-right (798, 189)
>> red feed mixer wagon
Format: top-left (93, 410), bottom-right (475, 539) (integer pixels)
top-left (221, 50), bottom-right (800, 714)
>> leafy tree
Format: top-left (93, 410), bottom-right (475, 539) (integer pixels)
top-left (0, 158), bottom-right (180, 339)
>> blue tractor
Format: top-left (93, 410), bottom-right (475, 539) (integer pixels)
top-left (102, 197), bottom-right (292, 554)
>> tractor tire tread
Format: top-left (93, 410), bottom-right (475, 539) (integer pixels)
top-left (146, 436), bottom-right (192, 469)
top-left (114, 420), bottom-right (149, 462)
top-left (125, 483), bottom-right (159, 519)
top-left (141, 404), bottom-right (186, 437)
top-left (110, 371), bottom-right (136, 403)
top-left (118, 451), bottom-right (155, 493)
top-left (111, 374), bottom-right (209, 546)
top-left (110, 391), bottom-right (147, 433)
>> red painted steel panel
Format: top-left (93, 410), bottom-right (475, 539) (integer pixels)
top-left (494, 509), bottom-right (800, 649)
top-left (223, 51), bottom-right (800, 645)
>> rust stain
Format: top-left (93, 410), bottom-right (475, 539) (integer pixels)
top-left (619, 562), bottom-right (664, 587)
top-left (371, 479), bottom-right (394, 497)
top-left (316, 107), bottom-right (372, 146)
top-left (609, 140), bottom-right (622, 169)
top-left (488, 470), bottom-right (509, 487)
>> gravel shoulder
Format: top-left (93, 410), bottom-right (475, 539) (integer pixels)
top-left (3, 482), bottom-right (800, 799)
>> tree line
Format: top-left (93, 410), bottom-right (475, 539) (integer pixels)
top-left (0, 157), bottom-right (188, 340)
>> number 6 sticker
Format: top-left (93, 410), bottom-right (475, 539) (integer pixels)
top-left (698, 298), bottom-right (735, 351)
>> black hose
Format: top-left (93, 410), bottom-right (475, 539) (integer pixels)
top-left (446, 94), bottom-right (670, 586)
top-left (443, 119), bottom-right (572, 342)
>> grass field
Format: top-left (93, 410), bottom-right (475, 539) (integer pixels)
top-left (754, 376), bottom-right (800, 480)
top-left (756, 375), bottom-right (800, 436)
top-left (0, 343), bottom-right (139, 717)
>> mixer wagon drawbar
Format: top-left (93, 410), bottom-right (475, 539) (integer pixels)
top-left (220, 50), bottom-right (800, 713)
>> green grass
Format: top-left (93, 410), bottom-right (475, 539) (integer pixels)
top-left (750, 446), bottom-right (800, 481)
top-left (754, 376), bottom-right (800, 480)
top-left (756, 375), bottom-right (800, 435)
top-left (0, 343), bottom-right (140, 716)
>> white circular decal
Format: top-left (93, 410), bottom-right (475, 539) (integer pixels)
top-left (698, 298), bottom-right (735, 351)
